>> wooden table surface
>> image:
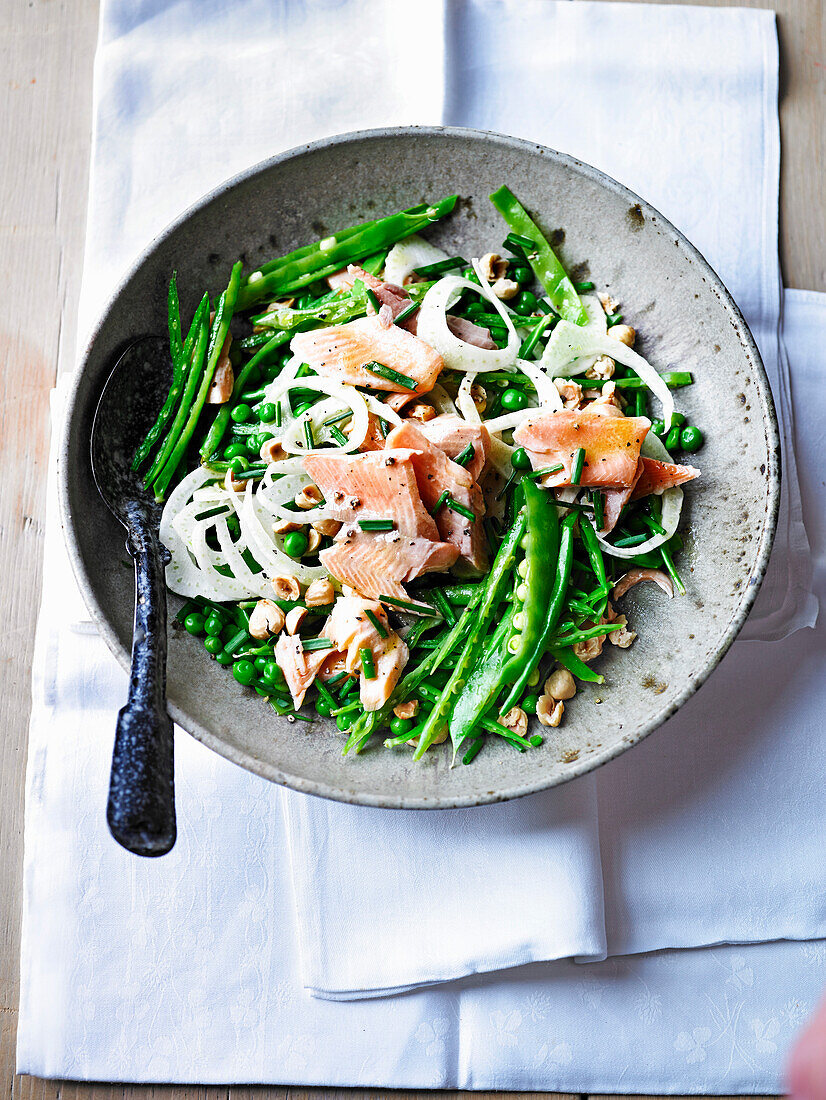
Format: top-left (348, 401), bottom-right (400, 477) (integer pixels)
top-left (1, 1), bottom-right (823, 1097)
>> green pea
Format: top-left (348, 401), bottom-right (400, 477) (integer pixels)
top-left (511, 447), bottom-right (533, 470)
top-left (501, 388), bottom-right (529, 412)
top-left (671, 412), bottom-right (687, 428)
top-left (254, 656), bottom-right (269, 672)
top-left (336, 712), bottom-right (354, 732)
top-left (511, 264), bottom-right (533, 287)
top-left (230, 403), bottom-right (252, 423)
top-left (315, 697), bottom-right (333, 718)
top-left (283, 530), bottom-right (309, 558)
top-left (245, 365), bottom-right (262, 385)
top-left (263, 363), bottom-right (281, 381)
top-left (650, 419), bottom-right (666, 438)
top-left (461, 266), bottom-right (480, 284)
top-left (390, 716), bottom-right (414, 737)
top-left (184, 613), bottom-right (206, 636)
top-left (229, 455), bottom-right (249, 476)
top-left (223, 442), bottom-right (247, 460)
top-left (262, 660), bottom-right (281, 685)
top-left (232, 659), bottom-right (256, 686)
top-left (247, 435), bottom-right (262, 455)
top-left (204, 635), bottom-right (223, 655)
top-left (215, 649), bottom-right (233, 665)
top-left (664, 426), bottom-right (681, 451)
top-left (259, 402), bottom-right (277, 423)
top-left (522, 693), bottom-right (539, 715)
top-left (204, 614), bottom-right (223, 637)
top-left (513, 290), bottom-right (538, 316)
top-left (681, 425), bottom-right (704, 452)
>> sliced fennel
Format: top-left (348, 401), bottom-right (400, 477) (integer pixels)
top-left (595, 432), bottom-right (683, 560)
top-left (384, 234), bottom-right (449, 286)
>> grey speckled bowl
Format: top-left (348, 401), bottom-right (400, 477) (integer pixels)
top-left (60, 127), bottom-right (780, 809)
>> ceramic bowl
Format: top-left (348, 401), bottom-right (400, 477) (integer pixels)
top-left (60, 127), bottom-right (780, 808)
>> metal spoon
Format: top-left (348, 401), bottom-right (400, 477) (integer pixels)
top-left (90, 336), bottom-right (176, 857)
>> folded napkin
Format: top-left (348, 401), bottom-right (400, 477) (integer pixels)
top-left (279, 2), bottom-right (819, 998)
top-left (19, 288), bottom-right (826, 1091)
top-left (18, 0), bottom-right (824, 1090)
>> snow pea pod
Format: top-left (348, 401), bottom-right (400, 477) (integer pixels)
top-left (497, 478), bottom-right (559, 695)
top-left (499, 512), bottom-right (577, 714)
top-left (489, 186), bottom-right (587, 325)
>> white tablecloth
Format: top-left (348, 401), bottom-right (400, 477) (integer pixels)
top-left (18, 1), bottom-right (824, 1092)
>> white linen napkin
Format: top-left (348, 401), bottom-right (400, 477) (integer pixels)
top-left (19, 288), bottom-right (826, 1091)
top-left (18, 0), bottom-right (825, 1085)
top-left (275, 1), bottom-right (818, 997)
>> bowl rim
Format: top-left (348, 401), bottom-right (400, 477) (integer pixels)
top-left (59, 124), bottom-right (781, 809)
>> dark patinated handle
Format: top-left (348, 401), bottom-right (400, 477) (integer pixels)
top-left (107, 508), bottom-right (176, 856)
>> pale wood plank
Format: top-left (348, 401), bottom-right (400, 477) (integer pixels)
top-left (0, 2), bottom-right (819, 1100)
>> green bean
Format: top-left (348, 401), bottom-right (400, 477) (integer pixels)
top-left (236, 195), bottom-right (458, 309)
top-left (143, 300), bottom-right (210, 488)
top-left (578, 514), bottom-right (609, 592)
top-left (449, 606), bottom-right (516, 755)
top-left (133, 291), bottom-right (210, 472)
top-left (490, 186), bottom-right (586, 324)
top-left (413, 509), bottom-right (527, 760)
top-left (154, 261), bottom-right (243, 498)
top-left (167, 273), bottom-right (183, 365)
top-left (199, 328), bottom-right (293, 460)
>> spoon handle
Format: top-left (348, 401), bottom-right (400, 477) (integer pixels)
top-left (107, 513), bottom-right (176, 856)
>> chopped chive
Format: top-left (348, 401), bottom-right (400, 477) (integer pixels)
top-left (303, 417), bottom-right (314, 451)
top-left (366, 288), bottom-right (381, 313)
top-left (495, 468), bottom-right (519, 502)
top-left (433, 491), bottom-right (475, 522)
top-left (364, 608), bottom-right (388, 638)
top-left (224, 629), bottom-right (251, 655)
top-left (360, 647), bottom-right (377, 680)
top-left (379, 594), bottom-right (442, 617)
top-left (326, 670), bottom-right (349, 688)
top-left (574, 280), bottom-right (595, 293)
top-left (324, 410), bottom-right (351, 426)
top-left (571, 447), bottom-right (586, 485)
top-left (412, 255), bottom-right (467, 278)
top-left (591, 490), bottom-right (605, 530)
top-left (274, 400), bottom-right (282, 427)
top-left (428, 588), bottom-right (457, 626)
top-left (640, 513), bottom-right (667, 537)
top-left (329, 424), bottom-right (348, 446)
top-left (195, 505), bottom-right (231, 521)
top-left (606, 311), bottom-right (624, 327)
top-left (341, 676), bottom-right (360, 698)
top-left (445, 496), bottom-right (475, 522)
top-left (504, 231), bottom-right (537, 254)
top-left (364, 360), bottom-right (418, 391)
top-left (358, 519), bottom-right (395, 532)
top-left (527, 463), bottom-right (565, 480)
top-left (315, 680), bottom-right (337, 710)
top-left (454, 442), bottom-right (475, 467)
top-left (300, 637), bottom-right (334, 652)
top-left (393, 302), bottom-right (419, 326)
top-left (462, 737), bottom-right (484, 765)
top-left (518, 313), bottom-right (552, 359)
top-left (529, 734), bottom-right (543, 747)
top-left (378, 417), bottom-right (390, 437)
top-left (612, 533), bottom-right (649, 548)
